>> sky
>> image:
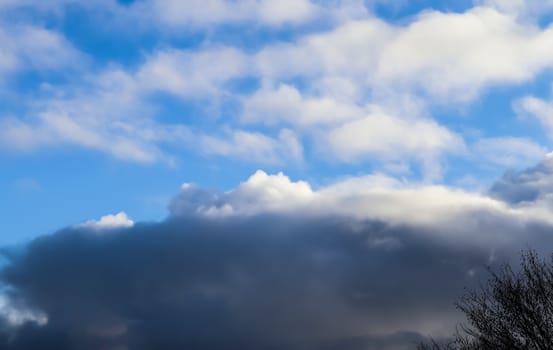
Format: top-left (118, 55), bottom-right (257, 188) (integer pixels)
top-left (3, 0), bottom-right (553, 349)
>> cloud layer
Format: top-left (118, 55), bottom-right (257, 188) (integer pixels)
top-left (2, 2), bottom-right (553, 348)
top-left (0, 0), bottom-right (551, 179)
top-left (3, 163), bottom-right (553, 349)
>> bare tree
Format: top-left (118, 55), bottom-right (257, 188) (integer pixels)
top-left (418, 250), bottom-right (553, 350)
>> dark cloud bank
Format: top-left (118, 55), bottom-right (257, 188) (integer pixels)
top-left (490, 154), bottom-right (553, 204)
top-left (3, 161), bottom-right (553, 349)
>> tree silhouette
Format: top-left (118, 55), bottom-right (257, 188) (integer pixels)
top-left (418, 250), bottom-right (553, 350)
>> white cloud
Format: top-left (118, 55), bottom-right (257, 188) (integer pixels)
top-left (0, 294), bottom-right (47, 327)
top-left (233, 6), bottom-right (553, 177)
top-left (0, 23), bottom-right (84, 79)
top-left (171, 170), bottom-right (314, 216)
top-left (138, 0), bottom-right (318, 28)
top-left (0, 117), bottom-right (51, 151)
top-left (6, 2), bottom-right (553, 106)
top-left (476, 0), bottom-right (529, 15)
top-left (472, 136), bottom-right (548, 168)
top-left (255, 18), bottom-right (392, 81)
top-left (131, 0), bottom-right (373, 29)
top-left (4, 2), bottom-right (553, 176)
top-left (0, 52), bottom-right (306, 165)
top-left (78, 212), bottom-right (134, 230)
top-left (255, 7), bottom-right (553, 102)
top-left (322, 107), bottom-right (464, 180)
top-left (0, 67), bottom-right (193, 163)
top-left (0, 0), bottom-right (370, 31)
top-left (242, 83), bottom-right (365, 126)
top-left (171, 169), bottom-right (553, 237)
top-left (517, 94), bottom-right (553, 140)
top-left (137, 47), bottom-right (250, 98)
top-left (0, 45), bottom-right (274, 164)
top-left (199, 128), bottom-right (303, 164)
top-left (476, 0), bottom-right (553, 18)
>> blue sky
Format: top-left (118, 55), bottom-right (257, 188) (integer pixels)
top-left (2, 0), bottom-right (553, 243)
top-left (6, 1), bottom-right (553, 348)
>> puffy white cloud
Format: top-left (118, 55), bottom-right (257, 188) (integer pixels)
top-left (241, 83), bottom-right (460, 179)
top-left (232, 5), bottom-right (553, 176)
top-left (255, 7), bottom-right (553, 101)
top-left (5, 1), bottom-right (553, 176)
top-left (255, 18), bottom-right (393, 81)
top-left (321, 107), bottom-right (465, 180)
top-left (171, 169), bottom-right (553, 234)
top-left (242, 83), bottom-right (365, 126)
top-left (78, 212), bottom-right (134, 230)
top-left (171, 170), bottom-right (313, 216)
top-left (375, 7), bottom-right (553, 100)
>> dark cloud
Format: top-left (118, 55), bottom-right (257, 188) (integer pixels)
top-left (490, 155), bottom-right (553, 204)
top-left (5, 162), bottom-right (553, 349)
top-left (1, 210), bottom-right (552, 350)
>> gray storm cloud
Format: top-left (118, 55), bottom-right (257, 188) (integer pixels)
top-left (490, 153), bottom-right (553, 204)
top-left (2, 164), bottom-right (553, 349)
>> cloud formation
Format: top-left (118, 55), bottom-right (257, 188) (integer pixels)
top-left (0, 215), bottom-right (490, 350)
top-left (77, 212), bottom-right (134, 230)
top-left (0, 22), bottom-right (84, 80)
top-left (3, 163), bottom-right (553, 349)
top-left (2, 1), bottom-right (552, 178)
top-left (490, 153), bottom-right (553, 204)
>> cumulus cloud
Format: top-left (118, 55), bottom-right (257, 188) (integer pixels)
top-left (242, 83), bottom-right (366, 127)
top-left (325, 111), bottom-right (463, 160)
top-left (170, 169), bottom-right (553, 234)
top-left (235, 5), bottom-right (553, 175)
top-left (77, 212), bottom-right (134, 230)
top-left (4, 162), bottom-right (553, 348)
top-left (4, 2), bottom-right (553, 348)
top-left (4, 1), bottom-right (553, 186)
top-left (241, 85), bottom-right (458, 178)
top-left (256, 7), bottom-right (553, 102)
top-left (6, 2), bottom-right (553, 172)
top-left (322, 108), bottom-right (464, 180)
top-left (171, 170), bottom-right (314, 216)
